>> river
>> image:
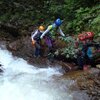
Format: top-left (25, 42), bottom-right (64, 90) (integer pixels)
top-left (0, 47), bottom-right (89, 100)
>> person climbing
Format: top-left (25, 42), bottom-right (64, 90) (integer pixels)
top-left (86, 32), bottom-right (96, 67)
top-left (31, 25), bottom-right (45, 57)
top-left (40, 18), bottom-right (65, 53)
top-left (77, 32), bottom-right (89, 70)
top-left (77, 31), bottom-right (97, 70)
top-left (76, 48), bottom-right (85, 70)
top-left (87, 45), bottom-right (95, 67)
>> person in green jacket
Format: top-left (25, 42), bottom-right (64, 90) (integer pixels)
top-left (40, 18), bottom-right (65, 53)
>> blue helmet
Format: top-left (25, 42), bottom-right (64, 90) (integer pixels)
top-left (55, 18), bottom-right (62, 26)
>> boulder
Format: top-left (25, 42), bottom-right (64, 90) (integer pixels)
top-left (96, 64), bottom-right (100, 69)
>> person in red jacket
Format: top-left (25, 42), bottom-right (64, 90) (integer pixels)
top-left (77, 31), bottom-right (98, 70)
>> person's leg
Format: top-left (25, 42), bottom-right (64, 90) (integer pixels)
top-left (89, 57), bottom-right (96, 67)
top-left (38, 43), bottom-right (41, 57)
top-left (34, 47), bottom-right (38, 57)
top-left (34, 42), bottom-right (41, 57)
top-left (45, 37), bottom-right (53, 52)
top-left (45, 37), bottom-right (55, 62)
top-left (77, 56), bottom-right (84, 70)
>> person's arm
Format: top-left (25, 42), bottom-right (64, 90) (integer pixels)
top-left (31, 30), bottom-right (38, 41)
top-left (59, 27), bottom-right (65, 37)
top-left (40, 26), bottom-right (52, 39)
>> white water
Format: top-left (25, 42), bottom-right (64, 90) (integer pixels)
top-left (0, 48), bottom-right (89, 100)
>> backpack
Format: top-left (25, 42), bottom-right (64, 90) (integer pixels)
top-left (34, 30), bottom-right (42, 41)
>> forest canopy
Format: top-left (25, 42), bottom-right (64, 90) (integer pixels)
top-left (0, 0), bottom-right (99, 36)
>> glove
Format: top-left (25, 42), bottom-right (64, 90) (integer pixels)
top-left (61, 36), bottom-right (66, 40)
top-left (40, 35), bottom-right (43, 39)
top-left (32, 39), bottom-right (36, 46)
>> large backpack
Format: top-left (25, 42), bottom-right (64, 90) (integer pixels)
top-left (34, 30), bottom-right (42, 41)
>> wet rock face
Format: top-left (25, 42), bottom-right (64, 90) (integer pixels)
top-left (88, 76), bottom-right (100, 100)
top-left (7, 36), bottom-right (34, 59)
top-left (8, 40), bottom-right (21, 51)
top-left (6, 35), bottom-right (51, 66)
top-left (0, 34), bottom-right (65, 67)
top-left (0, 69), bottom-right (3, 73)
top-left (62, 68), bottom-right (100, 100)
top-left (77, 69), bottom-right (100, 99)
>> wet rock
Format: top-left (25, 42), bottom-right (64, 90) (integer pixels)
top-left (58, 61), bottom-right (77, 72)
top-left (96, 64), bottom-right (100, 69)
top-left (7, 36), bottom-right (34, 58)
top-left (8, 39), bottom-right (21, 51)
top-left (0, 65), bottom-right (4, 73)
top-left (0, 69), bottom-right (3, 73)
top-left (63, 68), bottom-right (100, 100)
top-left (94, 79), bottom-right (100, 86)
top-left (91, 96), bottom-right (99, 100)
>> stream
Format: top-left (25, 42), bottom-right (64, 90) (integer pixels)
top-left (0, 47), bottom-right (89, 100)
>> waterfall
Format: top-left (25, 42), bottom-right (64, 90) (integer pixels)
top-left (0, 48), bottom-right (89, 100)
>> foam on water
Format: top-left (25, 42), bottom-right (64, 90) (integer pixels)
top-left (0, 48), bottom-right (89, 100)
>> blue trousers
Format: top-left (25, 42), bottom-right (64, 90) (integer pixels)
top-left (34, 42), bottom-right (41, 57)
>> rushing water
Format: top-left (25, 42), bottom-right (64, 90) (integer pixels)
top-left (0, 47), bottom-right (89, 100)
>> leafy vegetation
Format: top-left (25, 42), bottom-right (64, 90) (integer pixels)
top-left (0, 0), bottom-right (99, 31)
top-left (54, 36), bottom-right (77, 59)
top-left (0, 0), bottom-right (99, 58)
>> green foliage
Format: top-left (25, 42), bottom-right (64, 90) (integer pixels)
top-left (60, 47), bottom-right (77, 59)
top-left (0, 0), bottom-right (99, 59)
top-left (90, 14), bottom-right (100, 37)
top-left (0, 0), bottom-right (99, 30)
top-left (54, 36), bottom-right (77, 59)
